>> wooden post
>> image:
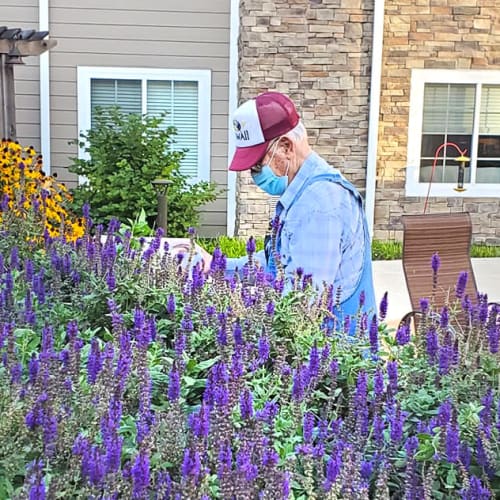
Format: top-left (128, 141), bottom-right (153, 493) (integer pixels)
top-left (0, 53), bottom-right (17, 140)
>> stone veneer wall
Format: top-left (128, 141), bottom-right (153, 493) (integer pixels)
top-left (376, 0), bottom-right (500, 244)
top-left (236, 0), bottom-right (374, 237)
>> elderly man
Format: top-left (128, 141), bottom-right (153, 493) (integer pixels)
top-left (226, 91), bottom-right (376, 321)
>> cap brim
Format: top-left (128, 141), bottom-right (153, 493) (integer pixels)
top-left (228, 142), bottom-right (269, 171)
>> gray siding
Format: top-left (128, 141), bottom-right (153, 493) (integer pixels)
top-left (6, 0), bottom-right (231, 236)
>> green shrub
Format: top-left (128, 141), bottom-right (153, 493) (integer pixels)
top-left (68, 107), bottom-right (220, 236)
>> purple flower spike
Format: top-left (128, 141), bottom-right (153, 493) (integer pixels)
top-left (239, 388), bottom-right (254, 420)
top-left (431, 252), bottom-right (440, 274)
top-left (166, 293), bottom-right (176, 315)
top-left (168, 368), bottom-right (181, 402)
top-left (379, 292), bottom-right (388, 321)
top-left (303, 412), bottom-right (315, 443)
top-left (246, 236), bottom-right (256, 254)
top-left (445, 421), bottom-right (460, 463)
top-left (369, 315), bottom-right (379, 354)
top-left (131, 450), bottom-right (150, 499)
top-left (455, 271), bottom-right (468, 299)
top-left (396, 322), bottom-right (411, 346)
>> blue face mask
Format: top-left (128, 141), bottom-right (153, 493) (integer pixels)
top-left (251, 165), bottom-right (288, 196)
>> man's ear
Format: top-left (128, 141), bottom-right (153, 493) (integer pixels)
top-left (279, 136), bottom-right (294, 155)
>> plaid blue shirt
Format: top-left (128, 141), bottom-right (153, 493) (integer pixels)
top-left (275, 152), bottom-right (365, 296)
top-left (226, 152), bottom-right (367, 298)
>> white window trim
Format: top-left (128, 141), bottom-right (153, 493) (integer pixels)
top-left (406, 69), bottom-right (500, 198)
top-left (77, 66), bottom-right (212, 182)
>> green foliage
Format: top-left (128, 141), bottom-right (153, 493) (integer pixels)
top-left (199, 236), bottom-right (265, 257)
top-left (68, 106), bottom-right (220, 236)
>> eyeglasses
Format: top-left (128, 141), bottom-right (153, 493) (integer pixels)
top-left (251, 138), bottom-right (280, 174)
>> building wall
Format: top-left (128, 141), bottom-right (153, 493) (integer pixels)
top-left (2, 0), bottom-right (41, 149)
top-left (6, 0), bottom-right (232, 236)
top-left (236, 0), bottom-right (373, 237)
top-left (376, 0), bottom-right (500, 244)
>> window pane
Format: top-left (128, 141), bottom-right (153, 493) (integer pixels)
top-left (480, 85), bottom-right (500, 134)
top-left (478, 135), bottom-right (500, 158)
top-left (476, 160), bottom-right (500, 183)
top-left (420, 134), bottom-right (471, 159)
top-left (419, 159), bottom-right (471, 184)
top-left (147, 80), bottom-right (199, 177)
top-left (423, 84), bottom-right (474, 135)
top-left (90, 79), bottom-right (142, 123)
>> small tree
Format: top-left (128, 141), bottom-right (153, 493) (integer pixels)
top-left (68, 107), bottom-right (219, 235)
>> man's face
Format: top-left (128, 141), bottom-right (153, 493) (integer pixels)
top-left (251, 137), bottom-right (289, 177)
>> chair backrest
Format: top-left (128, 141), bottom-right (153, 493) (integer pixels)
top-left (401, 212), bottom-right (478, 312)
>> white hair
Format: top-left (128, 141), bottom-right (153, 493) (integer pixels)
top-left (285, 120), bottom-right (307, 143)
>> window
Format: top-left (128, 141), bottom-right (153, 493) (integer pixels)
top-left (77, 67), bottom-right (211, 181)
top-left (406, 69), bottom-right (500, 197)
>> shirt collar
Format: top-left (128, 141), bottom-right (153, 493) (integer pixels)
top-left (278, 151), bottom-right (321, 212)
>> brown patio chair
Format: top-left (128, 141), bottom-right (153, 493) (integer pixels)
top-left (399, 212), bottom-right (479, 332)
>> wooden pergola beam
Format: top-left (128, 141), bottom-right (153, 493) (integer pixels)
top-left (0, 39), bottom-right (57, 57)
top-left (0, 32), bottom-right (57, 140)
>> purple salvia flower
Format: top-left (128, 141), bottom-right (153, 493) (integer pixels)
top-left (28, 355), bottom-right (39, 384)
top-left (87, 338), bottom-right (102, 385)
top-left (369, 315), bottom-right (379, 354)
top-left (459, 443), bottom-right (471, 470)
top-left (265, 301), bottom-right (275, 316)
top-left (246, 236), bottom-right (256, 254)
top-left (455, 271), bottom-right (468, 299)
top-left (239, 389), bottom-right (254, 420)
top-left (166, 293), bottom-right (176, 315)
top-left (405, 436), bottom-right (419, 459)
top-left (168, 368), bottom-right (181, 402)
top-left (217, 441), bottom-right (232, 479)
top-left (379, 292), bottom-right (388, 322)
top-left (438, 342), bottom-right (453, 376)
top-left (321, 343), bottom-right (330, 363)
top-left (373, 415), bottom-right (385, 446)
top-left (355, 370), bottom-right (369, 436)
top-left (359, 290), bottom-right (366, 307)
top-left (43, 414), bottom-right (58, 457)
top-left (323, 448), bottom-right (342, 491)
top-left (27, 460), bottom-right (46, 500)
top-left (479, 389), bottom-right (493, 438)
top-left (231, 349), bottom-right (244, 379)
top-left (396, 322), bottom-right (411, 346)
top-left (439, 306), bottom-right (449, 329)
top-left (282, 471), bottom-right (291, 499)
top-left (131, 450), bottom-right (150, 499)
top-left (374, 367), bottom-right (385, 399)
top-left (487, 321), bottom-right (499, 354)
top-left (106, 270), bottom-right (116, 290)
top-left (390, 406), bottom-right (405, 443)
top-left (181, 448), bottom-right (202, 484)
top-left (426, 326), bottom-right (439, 362)
top-left (10, 363), bottom-right (22, 384)
top-left (236, 448), bottom-right (258, 482)
top-left (174, 333), bottom-right (187, 358)
top-left (420, 298), bottom-right (430, 314)
top-left (291, 365), bottom-right (308, 403)
top-left (431, 252), bottom-right (440, 274)
top-left (256, 401), bottom-right (279, 426)
top-left (438, 400), bottom-right (453, 427)
top-left (445, 421), bottom-right (460, 463)
top-left (461, 475), bottom-right (491, 500)
top-left (24, 258), bottom-right (35, 283)
top-left (115, 332), bottom-right (132, 394)
top-left (262, 445), bottom-right (279, 467)
top-left (188, 403), bottom-right (210, 439)
top-left (360, 460), bottom-right (373, 482)
top-left (303, 412), bottom-right (315, 443)
top-left (10, 246), bottom-right (19, 270)
top-left (258, 336), bottom-right (270, 364)
top-left (387, 360), bottom-right (398, 395)
top-left (308, 343), bottom-right (320, 379)
top-left (330, 359), bottom-right (339, 379)
top-left (233, 321), bottom-right (243, 345)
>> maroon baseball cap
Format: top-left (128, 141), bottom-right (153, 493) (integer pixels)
top-left (228, 92), bottom-right (300, 172)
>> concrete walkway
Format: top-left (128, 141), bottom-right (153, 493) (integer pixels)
top-left (372, 258), bottom-right (500, 325)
